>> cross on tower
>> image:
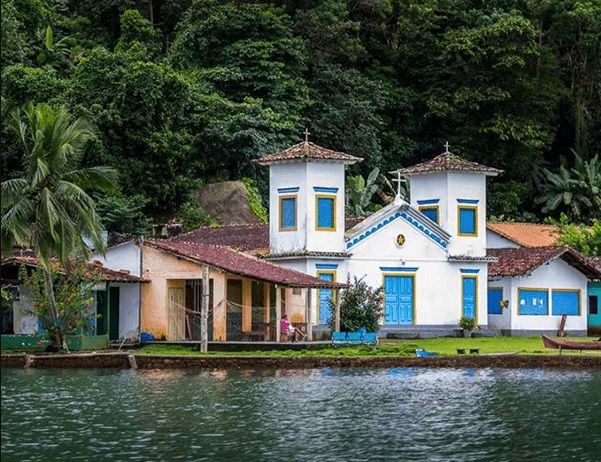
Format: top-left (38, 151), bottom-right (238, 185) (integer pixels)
top-left (392, 171), bottom-right (403, 200)
top-left (444, 141), bottom-right (450, 153)
top-left (304, 128), bottom-right (310, 143)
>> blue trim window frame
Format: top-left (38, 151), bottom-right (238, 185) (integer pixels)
top-left (316, 195), bottom-right (336, 231)
top-left (418, 205), bottom-right (439, 224)
top-left (457, 205), bottom-right (478, 236)
top-left (518, 288), bottom-right (548, 315)
top-left (279, 195), bottom-right (297, 231)
top-left (317, 270), bottom-right (336, 324)
top-left (551, 289), bottom-right (580, 316)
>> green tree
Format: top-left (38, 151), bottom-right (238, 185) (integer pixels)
top-left (329, 275), bottom-right (383, 333)
top-left (548, 214), bottom-right (601, 257)
top-left (1, 102), bottom-right (117, 349)
top-left (346, 167), bottom-right (381, 217)
top-left (537, 151), bottom-right (601, 221)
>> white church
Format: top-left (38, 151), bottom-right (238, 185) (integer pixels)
top-left (250, 139), bottom-right (598, 337)
top-left (255, 140), bottom-right (500, 336)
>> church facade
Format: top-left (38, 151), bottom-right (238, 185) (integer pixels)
top-left (256, 140), bottom-right (599, 337)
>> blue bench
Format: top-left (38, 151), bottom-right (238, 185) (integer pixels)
top-left (332, 330), bottom-right (378, 346)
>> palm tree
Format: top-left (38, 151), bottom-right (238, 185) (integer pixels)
top-left (1, 102), bottom-right (117, 350)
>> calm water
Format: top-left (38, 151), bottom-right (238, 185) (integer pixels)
top-left (2, 367), bottom-right (601, 462)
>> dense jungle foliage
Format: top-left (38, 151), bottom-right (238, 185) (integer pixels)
top-left (2, 0), bottom-right (600, 235)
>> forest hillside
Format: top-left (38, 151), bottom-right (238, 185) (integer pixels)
top-left (1, 0), bottom-right (599, 234)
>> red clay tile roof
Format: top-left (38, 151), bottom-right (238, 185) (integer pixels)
top-left (590, 257), bottom-right (601, 273)
top-left (391, 152), bottom-right (502, 176)
top-left (170, 218), bottom-right (364, 255)
top-left (145, 240), bottom-right (347, 288)
top-left (171, 224), bottom-right (269, 253)
top-left (254, 141), bottom-right (362, 165)
top-left (487, 246), bottom-right (601, 279)
top-left (486, 222), bottom-right (560, 247)
top-left (1, 255), bottom-right (146, 283)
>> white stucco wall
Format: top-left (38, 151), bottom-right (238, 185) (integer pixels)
top-left (12, 286), bottom-right (38, 335)
top-left (269, 162), bottom-right (346, 254)
top-left (111, 282), bottom-right (140, 340)
top-left (409, 172), bottom-right (488, 257)
top-left (94, 241), bottom-right (141, 276)
top-left (502, 258), bottom-right (588, 333)
top-left (486, 231), bottom-right (519, 249)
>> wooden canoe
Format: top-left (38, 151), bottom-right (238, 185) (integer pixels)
top-left (541, 334), bottom-right (601, 351)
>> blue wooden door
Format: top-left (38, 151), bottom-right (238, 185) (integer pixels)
top-left (462, 277), bottom-right (477, 319)
top-left (487, 288), bottom-right (503, 315)
top-left (318, 273), bottom-right (334, 325)
top-left (384, 275), bottom-right (414, 325)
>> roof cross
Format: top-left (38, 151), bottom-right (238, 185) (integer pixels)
top-left (304, 128), bottom-right (310, 143)
top-left (444, 141), bottom-right (450, 153)
top-left (392, 171), bottom-right (403, 201)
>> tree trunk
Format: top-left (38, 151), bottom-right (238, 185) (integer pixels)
top-left (43, 268), bottom-right (69, 352)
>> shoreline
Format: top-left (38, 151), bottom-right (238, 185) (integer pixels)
top-left (2, 352), bottom-right (601, 370)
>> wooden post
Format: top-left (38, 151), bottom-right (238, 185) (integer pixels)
top-left (275, 285), bottom-right (281, 342)
top-left (200, 265), bottom-right (210, 352)
top-left (306, 288), bottom-right (313, 341)
top-left (334, 288), bottom-right (341, 332)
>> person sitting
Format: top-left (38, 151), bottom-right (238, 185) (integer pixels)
top-left (279, 314), bottom-right (306, 342)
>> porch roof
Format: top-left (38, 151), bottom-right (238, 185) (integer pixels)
top-left (1, 255), bottom-right (146, 283)
top-left (487, 246), bottom-right (601, 280)
top-left (145, 240), bottom-right (347, 289)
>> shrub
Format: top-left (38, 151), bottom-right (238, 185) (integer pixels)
top-left (459, 316), bottom-right (476, 330)
top-left (328, 276), bottom-right (383, 333)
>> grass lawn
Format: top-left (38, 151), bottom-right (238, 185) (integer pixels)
top-left (134, 336), bottom-right (601, 357)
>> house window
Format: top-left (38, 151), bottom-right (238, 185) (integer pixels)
top-left (588, 295), bottom-right (598, 315)
top-left (316, 195), bottom-right (336, 231)
top-left (518, 288), bottom-right (548, 315)
top-left (279, 196), bottom-right (297, 231)
top-left (551, 290), bottom-right (580, 316)
top-left (419, 206), bottom-right (439, 224)
top-left (458, 206), bottom-right (477, 236)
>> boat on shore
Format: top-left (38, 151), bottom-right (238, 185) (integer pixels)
top-left (541, 334), bottom-right (601, 351)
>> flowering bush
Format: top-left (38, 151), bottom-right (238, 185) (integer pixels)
top-left (20, 262), bottom-right (100, 344)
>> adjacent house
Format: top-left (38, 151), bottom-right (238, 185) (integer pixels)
top-left (96, 239), bottom-right (345, 342)
top-left (0, 251), bottom-right (145, 350)
top-left (486, 222), bottom-right (601, 335)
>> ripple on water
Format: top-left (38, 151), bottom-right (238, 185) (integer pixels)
top-left (2, 367), bottom-right (601, 462)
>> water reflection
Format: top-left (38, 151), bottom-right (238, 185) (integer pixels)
top-left (2, 367), bottom-right (600, 462)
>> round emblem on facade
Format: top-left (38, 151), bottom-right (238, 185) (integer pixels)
top-left (396, 234), bottom-right (406, 246)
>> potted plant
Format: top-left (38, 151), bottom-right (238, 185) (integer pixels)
top-left (459, 316), bottom-right (476, 338)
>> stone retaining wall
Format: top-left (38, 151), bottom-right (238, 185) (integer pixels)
top-left (2, 353), bottom-right (600, 370)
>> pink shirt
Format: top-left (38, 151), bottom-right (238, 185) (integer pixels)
top-left (280, 318), bottom-right (292, 333)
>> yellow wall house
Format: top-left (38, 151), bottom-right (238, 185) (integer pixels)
top-left (98, 239), bottom-right (345, 343)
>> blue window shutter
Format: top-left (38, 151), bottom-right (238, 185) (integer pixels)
top-left (422, 208), bottom-right (438, 224)
top-left (317, 197), bottom-right (335, 229)
top-left (552, 291), bottom-right (579, 316)
top-left (518, 289), bottom-right (548, 315)
top-left (487, 288), bottom-right (503, 315)
top-left (280, 197), bottom-right (296, 229)
top-left (459, 208), bottom-right (476, 235)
